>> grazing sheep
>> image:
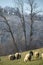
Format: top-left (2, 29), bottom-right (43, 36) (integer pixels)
top-left (8, 55), bottom-right (15, 60)
top-left (34, 52), bottom-right (39, 59)
top-left (19, 53), bottom-right (21, 58)
top-left (15, 53), bottom-right (21, 59)
top-left (8, 55), bottom-right (11, 60)
top-left (24, 53), bottom-right (32, 62)
top-left (29, 51), bottom-right (33, 56)
top-left (41, 53), bottom-right (43, 59)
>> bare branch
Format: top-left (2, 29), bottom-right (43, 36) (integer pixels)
top-left (0, 14), bottom-right (19, 52)
top-left (28, 0), bottom-right (43, 49)
top-left (14, 0), bottom-right (27, 50)
top-left (32, 10), bottom-right (43, 17)
top-left (1, 28), bottom-right (10, 32)
top-left (28, 0), bottom-right (35, 6)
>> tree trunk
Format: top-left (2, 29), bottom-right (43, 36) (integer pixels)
top-left (29, 5), bottom-right (33, 49)
top-left (21, 15), bottom-right (27, 50)
top-left (0, 15), bottom-right (19, 52)
top-left (9, 28), bottom-right (19, 52)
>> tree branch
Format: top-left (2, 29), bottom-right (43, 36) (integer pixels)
top-left (0, 14), bottom-right (19, 52)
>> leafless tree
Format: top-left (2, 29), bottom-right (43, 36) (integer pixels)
top-left (14, 0), bottom-right (27, 50)
top-left (0, 9), bottom-right (19, 52)
top-left (28, 0), bottom-right (43, 49)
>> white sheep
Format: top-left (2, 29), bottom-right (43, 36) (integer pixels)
top-left (41, 53), bottom-right (43, 59)
top-left (8, 54), bottom-right (15, 60)
top-left (15, 52), bottom-right (21, 59)
top-left (34, 52), bottom-right (39, 59)
top-left (24, 53), bottom-right (32, 62)
top-left (8, 55), bottom-right (12, 60)
top-left (19, 53), bottom-right (21, 58)
top-left (29, 51), bottom-right (33, 56)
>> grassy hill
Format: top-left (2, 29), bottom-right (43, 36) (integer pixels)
top-left (0, 48), bottom-right (43, 65)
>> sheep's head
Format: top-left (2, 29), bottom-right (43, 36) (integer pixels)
top-left (29, 51), bottom-right (33, 56)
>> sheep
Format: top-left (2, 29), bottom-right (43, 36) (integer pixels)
top-left (34, 52), bottom-right (39, 59)
top-left (41, 53), bottom-right (43, 59)
top-left (15, 53), bottom-right (19, 59)
top-left (19, 53), bottom-right (21, 58)
top-left (24, 53), bottom-right (32, 62)
top-left (15, 52), bottom-right (21, 59)
top-left (29, 51), bottom-right (33, 56)
top-left (8, 55), bottom-right (12, 60)
top-left (8, 54), bottom-right (15, 60)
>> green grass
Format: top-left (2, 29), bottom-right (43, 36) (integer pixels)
top-left (0, 48), bottom-right (43, 65)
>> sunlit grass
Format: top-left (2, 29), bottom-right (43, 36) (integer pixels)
top-left (0, 48), bottom-right (43, 65)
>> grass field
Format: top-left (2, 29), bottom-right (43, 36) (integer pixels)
top-left (0, 48), bottom-right (43, 65)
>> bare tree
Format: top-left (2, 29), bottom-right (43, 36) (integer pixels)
top-left (14, 0), bottom-right (27, 50)
top-left (28, 0), bottom-right (43, 49)
top-left (0, 9), bottom-right (19, 52)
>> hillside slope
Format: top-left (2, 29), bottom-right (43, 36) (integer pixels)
top-left (0, 48), bottom-right (43, 65)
